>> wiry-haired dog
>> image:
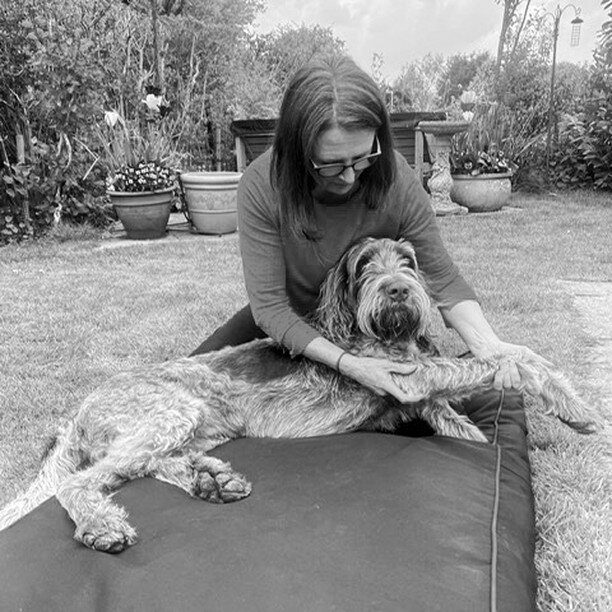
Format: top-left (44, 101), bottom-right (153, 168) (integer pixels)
top-left (0, 238), bottom-right (601, 553)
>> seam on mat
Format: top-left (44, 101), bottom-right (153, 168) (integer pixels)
top-left (489, 389), bottom-right (505, 612)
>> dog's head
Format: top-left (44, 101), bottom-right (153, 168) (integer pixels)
top-left (313, 237), bottom-right (433, 345)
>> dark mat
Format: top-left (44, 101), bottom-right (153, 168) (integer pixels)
top-left (0, 390), bottom-right (535, 612)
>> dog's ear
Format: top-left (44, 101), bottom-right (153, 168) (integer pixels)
top-left (312, 248), bottom-right (358, 343)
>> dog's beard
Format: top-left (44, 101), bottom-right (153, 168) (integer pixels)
top-left (366, 303), bottom-right (424, 342)
top-left (356, 281), bottom-right (431, 343)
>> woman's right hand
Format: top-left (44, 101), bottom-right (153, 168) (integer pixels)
top-left (338, 354), bottom-right (425, 404)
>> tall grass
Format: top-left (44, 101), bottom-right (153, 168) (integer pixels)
top-left (0, 192), bottom-right (610, 611)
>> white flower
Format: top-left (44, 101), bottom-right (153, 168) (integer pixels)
top-left (142, 93), bottom-right (163, 112)
top-left (104, 110), bottom-right (120, 128)
top-left (460, 90), bottom-right (477, 104)
top-left (462, 111), bottom-right (474, 122)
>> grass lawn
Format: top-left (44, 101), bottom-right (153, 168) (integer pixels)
top-left (1, 191), bottom-right (610, 611)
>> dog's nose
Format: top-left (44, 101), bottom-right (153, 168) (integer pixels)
top-left (384, 280), bottom-right (410, 301)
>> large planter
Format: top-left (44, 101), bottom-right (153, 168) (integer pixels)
top-left (450, 173), bottom-right (513, 212)
top-left (108, 187), bottom-right (174, 239)
top-left (179, 171), bottom-right (242, 235)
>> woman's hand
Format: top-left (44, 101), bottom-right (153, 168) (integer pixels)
top-left (440, 300), bottom-right (553, 391)
top-left (470, 340), bottom-right (552, 390)
top-left (338, 354), bottom-right (424, 404)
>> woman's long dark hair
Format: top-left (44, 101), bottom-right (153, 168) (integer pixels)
top-left (271, 54), bottom-right (396, 239)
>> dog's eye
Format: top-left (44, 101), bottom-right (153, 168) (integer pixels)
top-left (355, 258), bottom-right (369, 279)
top-left (403, 256), bottom-right (416, 270)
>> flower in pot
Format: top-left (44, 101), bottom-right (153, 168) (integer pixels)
top-left (98, 91), bottom-right (181, 239)
top-left (105, 159), bottom-right (177, 240)
top-left (450, 144), bottom-right (517, 177)
top-left (105, 154), bottom-right (177, 240)
top-left (449, 103), bottom-right (519, 213)
top-left (106, 160), bottom-right (176, 195)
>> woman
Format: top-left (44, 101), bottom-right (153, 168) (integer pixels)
top-left (191, 54), bottom-right (535, 404)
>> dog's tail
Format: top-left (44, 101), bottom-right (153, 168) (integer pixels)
top-left (0, 421), bottom-right (83, 531)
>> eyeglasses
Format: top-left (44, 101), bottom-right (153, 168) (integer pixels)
top-left (310, 136), bottom-right (381, 178)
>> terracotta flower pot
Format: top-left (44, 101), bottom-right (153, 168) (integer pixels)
top-left (108, 187), bottom-right (174, 239)
top-left (179, 171), bottom-right (242, 235)
top-left (450, 173), bottom-right (512, 213)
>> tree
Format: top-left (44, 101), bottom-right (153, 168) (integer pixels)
top-left (253, 24), bottom-right (346, 92)
top-left (600, 0), bottom-right (612, 64)
top-left (494, 0), bottom-right (533, 84)
top-left (392, 54), bottom-right (447, 111)
top-left (439, 52), bottom-right (492, 105)
top-left (223, 23), bottom-right (346, 121)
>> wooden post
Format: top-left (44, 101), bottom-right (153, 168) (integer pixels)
top-left (235, 136), bottom-right (247, 172)
top-left (16, 133), bottom-right (32, 230)
top-left (414, 128), bottom-right (424, 184)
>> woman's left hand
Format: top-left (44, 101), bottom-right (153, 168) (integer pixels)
top-left (471, 341), bottom-right (551, 390)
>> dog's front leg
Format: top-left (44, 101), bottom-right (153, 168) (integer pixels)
top-left (392, 358), bottom-right (601, 434)
top-left (391, 357), bottom-right (497, 401)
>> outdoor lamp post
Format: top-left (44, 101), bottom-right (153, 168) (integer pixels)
top-left (543, 4), bottom-right (583, 171)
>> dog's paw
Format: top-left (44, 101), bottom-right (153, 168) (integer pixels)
top-left (441, 414), bottom-right (489, 443)
top-left (460, 423), bottom-right (489, 443)
top-left (195, 468), bottom-right (252, 503)
top-left (77, 523), bottom-right (138, 553)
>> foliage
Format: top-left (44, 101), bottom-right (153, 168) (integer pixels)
top-left (98, 93), bottom-right (181, 188)
top-left (439, 52), bottom-right (492, 105)
top-left (222, 23), bottom-right (346, 122)
top-left (158, 0), bottom-right (266, 168)
top-left (550, 48), bottom-right (612, 190)
top-left (1, 0), bottom-right (610, 244)
top-left (450, 147), bottom-right (517, 176)
top-left (253, 24), bottom-right (346, 95)
top-left (450, 102), bottom-right (521, 175)
top-left (391, 54), bottom-right (447, 111)
top-left (464, 8), bottom-right (606, 190)
top-left (1, 137), bottom-right (111, 244)
top-left (0, 0), bottom-right (271, 242)
top-left (0, 0), bottom-right (133, 242)
top-left (600, 0), bottom-right (612, 63)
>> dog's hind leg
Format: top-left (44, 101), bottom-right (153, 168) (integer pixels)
top-left (56, 450), bottom-right (145, 553)
top-left (418, 399), bottom-right (489, 443)
top-left (151, 448), bottom-right (252, 504)
top-left (0, 422), bottom-right (82, 531)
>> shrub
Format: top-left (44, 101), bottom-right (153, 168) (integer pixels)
top-left (551, 49), bottom-right (612, 190)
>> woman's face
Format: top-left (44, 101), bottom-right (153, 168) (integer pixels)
top-left (310, 127), bottom-right (377, 197)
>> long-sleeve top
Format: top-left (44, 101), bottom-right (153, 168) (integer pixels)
top-left (237, 148), bottom-right (478, 355)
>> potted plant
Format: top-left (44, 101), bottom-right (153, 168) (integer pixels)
top-left (106, 160), bottom-right (177, 240)
top-left (450, 145), bottom-right (517, 213)
top-left (99, 92), bottom-right (179, 239)
top-left (449, 103), bottom-right (518, 213)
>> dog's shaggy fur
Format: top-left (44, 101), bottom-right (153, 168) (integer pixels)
top-left (0, 237), bottom-right (601, 552)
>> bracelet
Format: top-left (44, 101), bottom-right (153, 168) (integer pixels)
top-left (335, 350), bottom-right (349, 373)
